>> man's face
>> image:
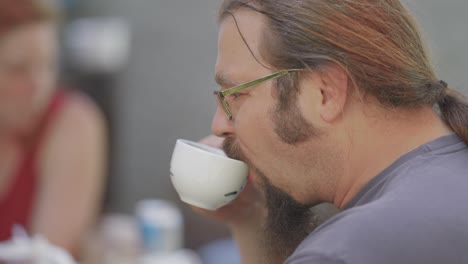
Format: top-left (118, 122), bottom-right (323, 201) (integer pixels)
top-left (213, 9), bottom-right (326, 205)
top-left (213, 10), bottom-right (323, 257)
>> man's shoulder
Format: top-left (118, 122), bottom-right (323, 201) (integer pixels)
top-left (290, 202), bottom-right (414, 256)
top-left (288, 190), bottom-right (468, 264)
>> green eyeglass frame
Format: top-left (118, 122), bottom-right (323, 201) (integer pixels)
top-left (213, 69), bottom-right (301, 120)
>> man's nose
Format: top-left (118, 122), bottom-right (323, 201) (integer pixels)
top-left (211, 106), bottom-right (235, 138)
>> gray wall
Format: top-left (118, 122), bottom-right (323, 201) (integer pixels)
top-left (407, 0), bottom-right (468, 91)
top-left (76, 0), bottom-right (468, 248)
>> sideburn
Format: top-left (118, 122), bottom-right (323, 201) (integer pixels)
top-left (272, 76), bottom-right (318, 145)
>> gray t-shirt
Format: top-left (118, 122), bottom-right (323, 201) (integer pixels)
top-left (286, 134), bottom-right (468, 264)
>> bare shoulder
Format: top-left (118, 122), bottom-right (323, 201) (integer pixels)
top-left (55, 91), bottom-right (105, 134)
top-left (39, 90), bottom-right (107, 164)
top-left (46, 91), bottom-right (106, 143)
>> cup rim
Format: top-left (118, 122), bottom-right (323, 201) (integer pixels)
top-left (176, 139), bottom-right (246, 166)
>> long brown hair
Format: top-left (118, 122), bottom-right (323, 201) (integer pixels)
top-left (0, 0), bottom-right (58, 37)
top-left (219, 0), bottom-right (468, 143)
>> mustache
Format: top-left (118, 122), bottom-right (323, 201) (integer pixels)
top-left (222, 137), bottom-right (246, 162)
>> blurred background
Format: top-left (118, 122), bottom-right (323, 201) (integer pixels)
top-left (61, 0), bottom-right (226, 250)
top-left (1, 0), bottom-right (464, 263)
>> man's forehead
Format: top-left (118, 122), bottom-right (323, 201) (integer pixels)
top-left (218, 9), bottom-right (266, 55)
top-left (216, 9), bottom-right (270, 83)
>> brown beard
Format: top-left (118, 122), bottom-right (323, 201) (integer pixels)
top-left (259, 170), bottom-right (316, 261)
top-left (222, 137), bottom-right (315, 261)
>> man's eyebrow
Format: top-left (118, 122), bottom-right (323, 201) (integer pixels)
top-left (215, 72), bottom-right (239, 88)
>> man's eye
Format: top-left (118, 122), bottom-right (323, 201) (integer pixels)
top-left (230, 93), bottom-right (242, 100)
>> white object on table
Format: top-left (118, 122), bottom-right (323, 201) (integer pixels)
top-left (138, 249), bottom-right (202, 264)
top-left (0, 226), bottom-right (76, 264)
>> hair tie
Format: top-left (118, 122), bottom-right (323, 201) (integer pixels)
top-left (439, 80), bottom-right (448, 89)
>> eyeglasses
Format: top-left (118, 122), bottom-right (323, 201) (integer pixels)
top-left (213, 69), bottom-right (301, 120)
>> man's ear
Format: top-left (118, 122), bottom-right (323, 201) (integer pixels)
top-left (317, 63), bottom-right (349, 123)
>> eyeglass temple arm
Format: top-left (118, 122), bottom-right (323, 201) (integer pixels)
top-left (221, 69), bottom-right (300, 97)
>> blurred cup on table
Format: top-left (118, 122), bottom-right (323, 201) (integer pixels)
top-left (135, 199), bottom-right (183, 255)
top-left (170, 139), bottom-right (248, 210)
top-left (81, 214), bottom-right (139, 264)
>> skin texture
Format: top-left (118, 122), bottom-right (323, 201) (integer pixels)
top-left (0, 22), bottom-right (107, 257)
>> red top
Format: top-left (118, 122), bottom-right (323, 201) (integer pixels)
top-left (0, 90), bottom-right (68, 241)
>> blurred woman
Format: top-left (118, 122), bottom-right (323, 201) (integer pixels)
top-left (0, 0), bottom-right (107, 257)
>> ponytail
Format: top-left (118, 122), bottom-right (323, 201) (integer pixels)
top-left (438, 88), bottom-right (468, 144)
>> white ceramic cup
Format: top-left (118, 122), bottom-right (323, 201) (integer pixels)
top-left (170, 139), bottom-right (248, 210)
